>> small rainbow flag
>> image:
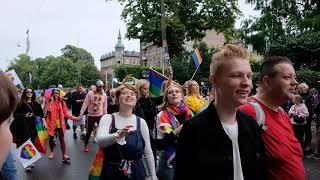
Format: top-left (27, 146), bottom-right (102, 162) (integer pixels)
top-left (16, 139), bottom-right (42, 168)
top-left (192, 48), bottom-right (203, 68)
top-left (147, 68), bottom-right (167, 97)
top-left (34, 116), bottom-right (48, 153)
top-left (88, 148), bottom-right (105, 180)
top-left (20, 144), bottom-right (36, 160)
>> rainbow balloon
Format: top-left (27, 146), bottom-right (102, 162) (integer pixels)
top-left (20, 144), bottom-right (36, 160)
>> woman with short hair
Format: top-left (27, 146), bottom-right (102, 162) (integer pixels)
top-left (96, 84), bottom-right (157, 179)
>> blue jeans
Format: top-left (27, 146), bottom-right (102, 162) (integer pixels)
top-left (1, 151), bottom-right (19, 180)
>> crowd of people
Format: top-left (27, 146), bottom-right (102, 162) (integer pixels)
top-left (1, 44), bottom-right (319, 180)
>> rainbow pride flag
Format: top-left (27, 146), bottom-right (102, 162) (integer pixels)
top-left (16, 139), bottom-right (42, 168)
top-left (192, 48), bottom-right (203, 68)
top-left (88, 148), bottom-right (105, 180)
top-left (34, 116), bottom-right (48, 154)
top-left (147, 68), bottom-right (167, 97)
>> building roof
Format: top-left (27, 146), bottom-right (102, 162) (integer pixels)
top-left (115, 30), bottom-right (124, 52)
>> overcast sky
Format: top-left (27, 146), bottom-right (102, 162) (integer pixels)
top-left (0, 0), bottom-right (259, 70)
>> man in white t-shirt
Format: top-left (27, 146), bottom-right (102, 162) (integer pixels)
top-left (174, 44), bottom-right (266, 180)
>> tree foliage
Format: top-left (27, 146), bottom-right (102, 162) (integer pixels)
top-left (61, 45), bottom-right (94, 63)
top-left (296, 69), bottom-right (320, 88)
top-left (7, 45), bottom-right (101, 89)
top-left (240, 0), bottom-right (320, 55)
top-left (8, 54), bottom-right (36, 87)
top-left (113, 65), bottom-right (163, 82)
top-left (119, 0), bottom-right (240, 57)
top-left (266, 31), bottom-right (320, 70)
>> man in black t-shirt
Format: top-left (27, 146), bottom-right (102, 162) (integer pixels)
top-left (71, 84), bottom-right (87, 139)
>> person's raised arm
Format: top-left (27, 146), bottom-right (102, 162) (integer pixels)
top-left (165, 64), bottom-right (173, 90)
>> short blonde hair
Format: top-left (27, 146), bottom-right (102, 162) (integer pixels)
top-left (210, 44), bottom-right (250, 75)
top-left (115, 84), bottom-right (139, 101)
top-left (186, 80), bottom-right (199, 96)
top-left (297, 83), bottom-right (309, 91)
top-left (136, 79), bottom-right (150, 91)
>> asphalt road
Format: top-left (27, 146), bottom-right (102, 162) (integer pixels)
top-left (16, 122), bottom-right (98, 180)
top-left (9, 120), bottom-right (320, 180)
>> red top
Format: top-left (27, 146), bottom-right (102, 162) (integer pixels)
top-left (240, 97), bottom-right (305, 180)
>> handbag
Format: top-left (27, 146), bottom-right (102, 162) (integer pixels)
top-left (293, 116), bottom-right (305, 124)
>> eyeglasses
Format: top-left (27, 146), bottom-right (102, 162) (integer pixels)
top-left (26, 91), bottom-right (33, 94)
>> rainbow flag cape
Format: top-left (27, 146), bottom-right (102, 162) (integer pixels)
top-left (192, 48), bottom-right (203, 68)
top-left (88, 148), bottom-right (105, 180)
top-left (34, 116), bottom-right (48, 154)
top-left (158, 111), bottom-right (180, 168)
top-left (147, 68), bottom-right (167, 97)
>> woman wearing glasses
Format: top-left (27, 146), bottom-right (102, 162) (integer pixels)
top-left (11, 87), bottom-right (46, 171)
top-left (46, 88), bottom-right (78, 162)
top-left (96, 84), bottom-right (157, 179)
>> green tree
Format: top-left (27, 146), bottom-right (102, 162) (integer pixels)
top-left (7, 54), bottom-right (37, 87)
top-left (119, 0), bottom-right (240, 57)
top-left (38, 56), bottom-right (78, 88)
top-left (240, 0), bottom-right (320, 54)
top-left (7, 45), bottom-right (101, 89)
top-left (61, 45), bottom-right (94, 63)
top-left (114, 65), bottom-right (163, 82)
top-left (266, 31), bottom-right (320, 70)
top-left (79, 62), bottom-right (102, 87)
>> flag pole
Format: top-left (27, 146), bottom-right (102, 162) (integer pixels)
top-left (190, 66), bottom-right (200, 80)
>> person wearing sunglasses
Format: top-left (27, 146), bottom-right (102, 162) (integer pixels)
top-left (11, 87), bottom-right (47, 172)
top-left (0, 71), bottom-right (19, 177)
top-left (46, 88), bottom-right (79, 162)
top-left (80, 80), bottom-right (108, 152)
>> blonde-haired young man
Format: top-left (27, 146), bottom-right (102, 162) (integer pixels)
top-left (174, 44), bottom-right (266, 180)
